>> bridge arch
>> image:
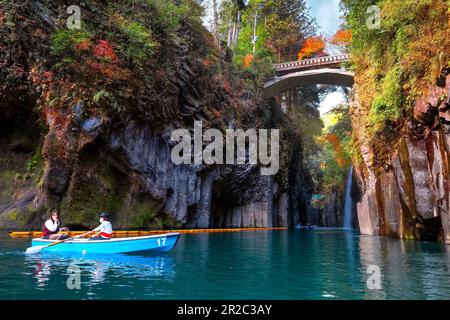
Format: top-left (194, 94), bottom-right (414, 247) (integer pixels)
top-left (263, 68), bottom-right (354, 99)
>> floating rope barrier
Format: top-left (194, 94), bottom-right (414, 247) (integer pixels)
top-left (9, 227), bottom-right (288, 238)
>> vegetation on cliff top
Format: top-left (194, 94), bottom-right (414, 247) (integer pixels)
top-left (342, 0), bottom-right (450, 136)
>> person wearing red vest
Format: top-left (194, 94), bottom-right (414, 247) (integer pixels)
top-left (41, 211), bottom-right (69, 240)
top-left (89, 212), bottom-right (113, 240)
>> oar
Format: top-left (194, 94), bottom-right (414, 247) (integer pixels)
top-left (25, 230), bottom-right (95, 254)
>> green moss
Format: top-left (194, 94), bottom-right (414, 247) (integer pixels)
top-left (5, 210), bottom-right (18, 221)
top-left (367, 66), bottom-right (404, 133)
top-left (129, 200), bottom-right (159, 229)
top-left (61, 190), bottom-right (121, 227)
top-left (26, 204), bottom-right (37, 212)
top-left (0, 170), bottom-right (18, 201)
top-left (5, 209), bottom-right (29, 228)
top-left (1, 170), bottom-right (16, 182)
top-left (60, 169), bottom-right (122, 228)
top-left (127, 199), bottom-right (183, 229)
top-left (26, 146), bottom-right (43, 173)
top-left (147, 217), bottom-right (163, 229)
top-left (160, 213), bottom-right (183, 229)
top-left (402, 232), bottom-right (415, 241)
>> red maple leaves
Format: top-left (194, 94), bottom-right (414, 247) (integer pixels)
top-left (93, 40), bottom-right (119, 63)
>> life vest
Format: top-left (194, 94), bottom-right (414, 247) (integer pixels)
top-left (100, 231), bottom-right (112, 239)
top-left (41, 220), bottom-right (60, 237)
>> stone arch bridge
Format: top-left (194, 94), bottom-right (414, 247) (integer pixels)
top-left (264, 54), bottom-right (354, 98)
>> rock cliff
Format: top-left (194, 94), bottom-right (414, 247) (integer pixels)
top-left (0, 0), bottom-right (313, 230)
top-left (353, 70), bottom-right (450, 243)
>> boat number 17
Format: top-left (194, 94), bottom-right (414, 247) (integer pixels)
top-left (157, 237), bottom-right (167, 247)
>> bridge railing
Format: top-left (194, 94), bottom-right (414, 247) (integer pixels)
top-left (274, 54), bottom-right (349, 72)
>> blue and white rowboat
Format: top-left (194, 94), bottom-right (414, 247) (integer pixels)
top-left (30, 233), bottom-right (180, 254)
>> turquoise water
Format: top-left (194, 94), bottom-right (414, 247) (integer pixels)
top-left (1, 229), bottom-right (450, 299)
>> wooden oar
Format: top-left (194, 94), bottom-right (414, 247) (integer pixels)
top-left (25, 230), bottom-right (95, 254)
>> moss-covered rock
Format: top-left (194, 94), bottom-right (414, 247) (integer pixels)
top-left (0, 192), bottom-right (40, 230)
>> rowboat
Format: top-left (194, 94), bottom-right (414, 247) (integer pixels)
top-left (30, 233), bottom-right (180, 254)
top-left (295, 224), bottom-right (317, 230)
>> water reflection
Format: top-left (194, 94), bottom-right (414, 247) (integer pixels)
top-left (357, 235), bottom-right (450, 299)
top-left (358, 235), bottom-right (387, 299)
top-left (25, 252), bottom-right (175, 290)
top-left (344, 229), bottom-right (358, 291)
top-left (34, 260), bottom-right (51, 288)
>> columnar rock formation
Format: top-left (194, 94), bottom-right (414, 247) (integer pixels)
top-left (353, 70), bottom-right (450, 243)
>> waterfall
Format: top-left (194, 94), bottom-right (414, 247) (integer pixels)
top-left (343, 166), bottom-right (353, 229)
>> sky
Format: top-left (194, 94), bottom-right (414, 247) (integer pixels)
top-left (306, 0), bottom-right (343, 37)
top-left (306, 0), bottom-right (346, 116)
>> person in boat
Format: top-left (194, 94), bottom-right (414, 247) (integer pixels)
top-left (41, 211), bottom-right (70, 240)
top-left (89, 212), bottom-right (113, 240)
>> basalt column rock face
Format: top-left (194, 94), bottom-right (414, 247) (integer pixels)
top-left (355, 70), bottom-right (450, 243)
top-left (213, 175), bottom-right (289, 228)
top-left (34, 112), bottom-right (296, 230)
top-left (319, 186), bottom-right (344, 227)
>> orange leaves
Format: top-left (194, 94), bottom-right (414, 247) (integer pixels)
top-left (330, 29), bottom-right (352, 47)
top-left (243, 54), bottom-right (254, 69)
top-left (202, 58), bottom-right (213, 67)
top-left (296, 31), bottom-right (351, 61)
top-left (74, 39), bottom-right (90, 51)
top-left (88, 40), bottom-right (130, 81)
top-left (93, 40), bottom-right (119, 63)
top-left (71, 39), bottom-right (130, 82)
top-left (321, 134), bottom-right (347, 167)
top-left (297, 36), bottom-right (326, 60)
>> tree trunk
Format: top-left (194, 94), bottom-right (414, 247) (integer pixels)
top-left (233, 11), bottom-right (241, 46)
top-left (227, 18), bottom-right (233, 46)
top-left (212, 0), bottom-right (220, 48)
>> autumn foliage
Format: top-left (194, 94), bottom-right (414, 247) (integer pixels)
top-left (243, 54), bottom-right (254, 69)
top-left (71, 38), bottom-right (130, 82)
top-left (297, 36), bottom-right (326, 60)
top-left (321, 134), bottom-right (348, 167)
top-left (91, 40), bottom-right (117, 63)
top-left (86, 40), bottom-right (130, 81)
top-left (330, 29), bottom-right (352, 47)
top-left (74, 39), bottom-right (90, 51)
